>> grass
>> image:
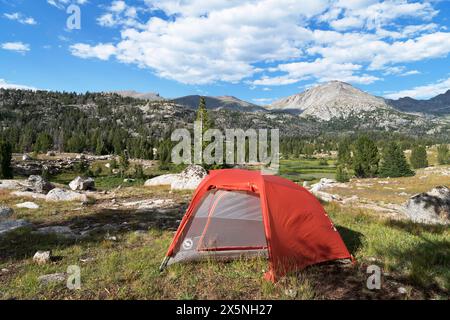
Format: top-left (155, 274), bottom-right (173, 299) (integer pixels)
top-left (1, 155), bottom-right (448, 300)
top-left (279, 158), bottom-right (337, 183)
top-left (327, 166), bottom-right (450, 204)
top-left (1, 190), bottom-right (448, 299)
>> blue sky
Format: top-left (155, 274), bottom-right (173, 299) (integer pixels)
top-left (1, 0), bottom-right (450, 104)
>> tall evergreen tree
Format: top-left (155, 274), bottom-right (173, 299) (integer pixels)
top-left (352, 135), bottom-right (379, 178)
top-left (379, 142), bottom-right (414, 177)
top-left (0, 139), bottom-right (13, 179)
top-left (196, 97), bottom-right (213, 131)
top-left (410, 145), bottom-right (428, 169)
top-left (337, 137), bottom-right (352, 166)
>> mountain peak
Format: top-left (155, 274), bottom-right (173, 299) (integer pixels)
top-left (267, 81), bottom-right (390, 120)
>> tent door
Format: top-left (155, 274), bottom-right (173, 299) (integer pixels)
top-left (195, 189), bottom-right (267, 252)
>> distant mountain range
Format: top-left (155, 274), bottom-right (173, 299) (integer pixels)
top-left (387, 90), bottom-right (450, 116)
top-left (113, 82), bottom-right (450, 120)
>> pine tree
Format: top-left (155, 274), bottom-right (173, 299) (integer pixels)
top-left (379, 142), bottom-right (414, 177)
top-left (34, 132), bottom-right (53, 153)
top-left (0, 139), bottom-right (13, 179)
top-left (337, 138), bottom-right (352, 166)
top-left (352, 135), bottom-right (379, 178)
top-left (119, 150), bottom-right (130, 178)
top-left (196, 97), bottom-right (213, 131)
top-left (437, 144), bottom-right (449, 165)
top-left (410, 145), bottom-right (428, 169)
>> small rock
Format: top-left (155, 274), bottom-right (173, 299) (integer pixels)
top-left (38, 273), bottom-right (66, 285)
top-left (123, 178), bottom-right (135, 183)
top-left (16, 202), bottom-right (40, 209)
top-left (105, 234), bottom-right (117, 241)
top-left (27, 175), bottom-right (54, 194)
top-left (0, 206), bottom-right (14, 220)
top-left (69, 176), bottom-right (95, 191)
top-left (284, 289), bottom-right (298, 298)
top-left (1, 268), bottom-right (9, 273)
top-left (397, 287), bottom-right (407, 294)
top-left (302, 181), bottom-right (310, 187)
top-left (22, 154), bottom-right (31, 161)
top-left (46, 151), bottom-right (56, 157)
top-left (33, 251), bottom-right (51, 265)
top-left (75, 154), bottom-right (85, 160)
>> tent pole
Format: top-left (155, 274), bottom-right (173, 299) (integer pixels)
top-left (159, 256), bottom-right (170, 272)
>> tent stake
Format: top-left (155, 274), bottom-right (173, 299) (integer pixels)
top-left (159, 256), bottom-right (170, 272)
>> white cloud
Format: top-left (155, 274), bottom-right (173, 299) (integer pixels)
top-left (70, 43), bottom-right (116, 60)
top-left (325, 0), bottom-right (437, 31)
top-left (4, 12), bottom-right (37, 25)
top-left (97, 1), bottom-right (144, 28)
top-left (384, 77), bottom-right (450, 99)
top-left (47, 0), bottom-right (88, 9)
top-left (70, 0), bottom-right (450, 87)
top-left (254, 58), bottom-right (380, 85)
top-left (1, 42), bottom-right (30, 53)
top-left (0, 79), bottom-right (37, 90)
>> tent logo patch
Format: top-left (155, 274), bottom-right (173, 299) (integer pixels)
top-left (182, 238), bottom-right (193, 250)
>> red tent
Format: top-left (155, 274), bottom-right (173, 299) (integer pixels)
top-left (161, 169), bottom-right (352, 281)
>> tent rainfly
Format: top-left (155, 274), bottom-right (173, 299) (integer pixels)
top-left (160, 169), bottom-right (353, 281)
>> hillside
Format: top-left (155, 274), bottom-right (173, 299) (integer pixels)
top-left (0, 88), bottom-right (449, 159)
top-left (171, 95), bottom-right (266, 112)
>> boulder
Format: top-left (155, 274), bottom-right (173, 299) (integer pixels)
top-left (16, 202), bottom-right (40, 209)
top-left (33, 251), bottom-right (51, 265)
top-left (27, 175), bottom-right (54, 194)
top-left (144, 173), bottom-right (178, 186)
top-left (69, 176), bottom-right (95, 191)
top-left (145, 165), bottom-right (207, 190)
top-left (404, 186), bottom-right (450, 224)
top-left (0, 219), bottom-right (32, 237)
top-left (46, 188), bottom-right (88, 202)
top-left (0, 206), bottom-right (13, 220)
